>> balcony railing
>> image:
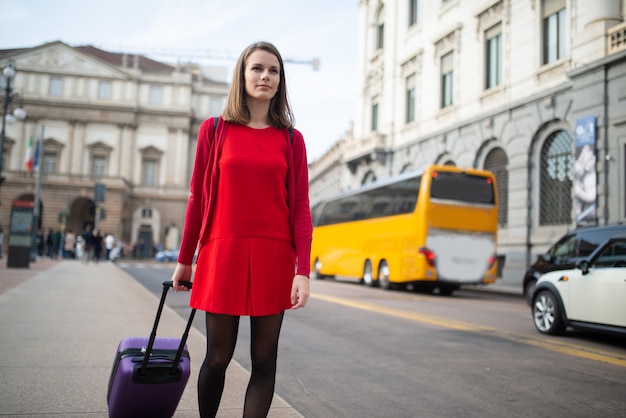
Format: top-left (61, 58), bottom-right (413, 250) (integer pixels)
top-left (343, 132), bottom-right (387, 164)
top-left (608, 22), bottom-right (626, 55)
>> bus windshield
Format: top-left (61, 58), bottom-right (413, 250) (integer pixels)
top-left (430, 171), bottom-right (494, 205)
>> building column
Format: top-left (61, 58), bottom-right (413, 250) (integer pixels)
top-left (118, 124), bottom-right (137, 182)
top-left (70, 121), bottom-right (86, 175)
top-left (63, 121), bottom-right (75, 174)
top-left (166, 127), bottom-right (189, 187)
top-left (571, 0), bottom-right (622, 64)
top-left (581, 0), bottom-right (622, 27)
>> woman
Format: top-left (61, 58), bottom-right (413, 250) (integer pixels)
top-left (171, 41), bottom-right (313, 417)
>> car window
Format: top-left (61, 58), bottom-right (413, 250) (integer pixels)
top-left (576, 228), bottom-right (624, 257)
top-left (592, 240), bottom-right (626, 268)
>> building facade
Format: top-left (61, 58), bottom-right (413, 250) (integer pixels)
top-left (0, 41), bottom-right (229, 257)
top-left (309, 0), bottom-right (626, 285)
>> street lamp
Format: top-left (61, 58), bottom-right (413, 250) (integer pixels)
top-left (1, 59), bottom-right (28, 185)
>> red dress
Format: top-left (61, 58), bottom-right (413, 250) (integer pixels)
top-left (189, 124), bottom-right (296, 316)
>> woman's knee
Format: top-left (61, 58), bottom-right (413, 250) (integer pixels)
top-left (204, 350), bottom-right (234, 372)
top-left (250, 346), bottom-right (278, 374)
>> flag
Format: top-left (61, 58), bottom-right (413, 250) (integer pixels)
top-left (25, 135), bottom-right (34, 172)
top-left (33, 137), bottom-right (41, 170)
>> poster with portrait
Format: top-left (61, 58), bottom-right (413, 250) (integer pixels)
top-left (574, 116), bottom-right (597, 225)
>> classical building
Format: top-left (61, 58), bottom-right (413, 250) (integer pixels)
top-left (0, 41), bottom-right (229, 257)
top-left (308, 0), bottom-right (626, 285)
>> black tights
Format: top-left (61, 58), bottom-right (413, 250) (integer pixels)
top-left (198, 312), bottom-right (285, 418)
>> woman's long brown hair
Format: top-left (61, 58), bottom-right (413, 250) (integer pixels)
top-left (222, 41), bottom-right (295, 129)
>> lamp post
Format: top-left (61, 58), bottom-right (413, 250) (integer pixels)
top-left (1, 59), bottom-right (28, 186)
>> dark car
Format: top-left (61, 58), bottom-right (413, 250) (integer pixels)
top-left (522, 224), bottom-right (626, 305)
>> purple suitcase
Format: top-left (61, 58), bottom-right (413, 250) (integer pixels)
top-left (107, 281), bottom-right (196, 418)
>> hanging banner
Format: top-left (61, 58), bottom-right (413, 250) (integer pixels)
top-left (573, 116), bottom-right (597, 225)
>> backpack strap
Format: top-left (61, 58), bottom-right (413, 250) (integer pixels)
top-left (213, 116), bottom-right (219, 138)
top-left (288, 127), bottom-right (294, 144)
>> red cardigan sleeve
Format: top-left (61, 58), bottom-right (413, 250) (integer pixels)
top-left (178, 117), bottom-right (215, 265)
top-left (291, 129), bottom-right (313, 277)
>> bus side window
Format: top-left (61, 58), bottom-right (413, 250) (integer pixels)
top-left (371, 201), bottom-right (390, 217)
top-left (315, 174), bottom-right (420, 225)
top-left (398, 200), bottom-right (414, 213)
top-left (310, 203), bottom-right (324, 227)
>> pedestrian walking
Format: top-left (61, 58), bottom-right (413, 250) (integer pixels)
top-left (170, 41), bottom-right (313, 417)
top-left (105, 233), bottom-right (115, 261)
top-left (63, 229), bottom-right (76, 259)
top-left (45, 228), bottom-right (54, 258)
top-left (36, 229), bottom-right (45, 258)
top-left (51, 229), bottom-right (62, 259)
top-left (93, 230), bottom-right (103, 262)
top-left (0, 227), bottom-right (4, 259)
top-left (81, 225), bottom-right (95, 264)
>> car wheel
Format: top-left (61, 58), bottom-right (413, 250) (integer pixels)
top-left (378, 261), bottom-right (391, 290)
top-left (524, 278), bottom-right (537, 306)
top-left (532, 290), bottom-right (566, 335)
top-left (363, 260), bottom-right (375, 287)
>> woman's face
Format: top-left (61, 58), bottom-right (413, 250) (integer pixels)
top-left (244, 49), bottom-right (280, 102)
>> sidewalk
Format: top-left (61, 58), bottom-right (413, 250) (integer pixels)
top-left (462, 279), bottom-right (523, 296)
top-left (0, 258), bottom-right (302, 418)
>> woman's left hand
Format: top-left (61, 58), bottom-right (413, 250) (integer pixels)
top-left (290, 274), bottom-right (310, 309)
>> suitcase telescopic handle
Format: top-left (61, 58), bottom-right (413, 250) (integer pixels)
top-left (162, 280), bottom-right (192, 290)
top-left (139, 280), bottom-right (196, 376)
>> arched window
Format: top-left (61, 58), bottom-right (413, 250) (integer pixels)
top-left (375, 6), bottom-right (385, 51)
top-left (540, 130), bottom-right (573, 225)
top-left (362, 170), bottom-right (377, 185)
top-left (484, 147), bottom-right (509, 227)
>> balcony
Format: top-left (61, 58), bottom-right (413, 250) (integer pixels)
top-left (343, 132), bottom-right (387, 173)
top-left (608, 22), bottom-right (626, 55)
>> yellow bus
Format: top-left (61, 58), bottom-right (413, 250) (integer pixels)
top-left (310, 165), bottom-right (498, 295)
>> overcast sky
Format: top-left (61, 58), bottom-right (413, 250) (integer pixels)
top-left (0, 0), bottom-right (359, 161)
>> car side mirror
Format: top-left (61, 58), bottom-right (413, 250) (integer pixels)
top-left (576, 260), bottom-right (590, 275)
top-left (540, 253), bottom-right (552, 263)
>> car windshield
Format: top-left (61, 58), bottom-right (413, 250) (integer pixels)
top-left (551, 235), bottom-right (575, 258)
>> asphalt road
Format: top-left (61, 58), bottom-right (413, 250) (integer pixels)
top-left (119, 261), bottom-right (626, 418)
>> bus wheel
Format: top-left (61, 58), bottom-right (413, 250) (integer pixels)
top-left (438, 285), bottom-right (458, 296)
top-left (378, 261), bottom-right (392, 290)
top-left (363, 260), bottom-right (375, 287)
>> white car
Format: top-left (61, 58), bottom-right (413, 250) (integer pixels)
top-left (532, 236), bottom-right (626, 336)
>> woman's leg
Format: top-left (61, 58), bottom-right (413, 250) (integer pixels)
top-left (198, 313), bottom-right (240, 418)
top-left (243, 312), bottom-right (285, 418)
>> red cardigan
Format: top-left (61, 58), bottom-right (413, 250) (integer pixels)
top-left (178, 116), bottom-right (313, 277)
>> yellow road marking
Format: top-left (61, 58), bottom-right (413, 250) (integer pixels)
top-left (312, 293), bottom-right (626, 368)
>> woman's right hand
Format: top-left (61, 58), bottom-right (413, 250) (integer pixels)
top-left (171, 263), bottom-right (193, 292)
